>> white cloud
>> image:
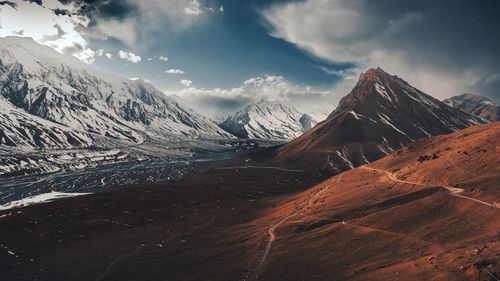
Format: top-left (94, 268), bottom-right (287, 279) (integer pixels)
top-left (147, 57), bottom-right (153, 61)
top-left (180, 79), bottom-right (193, 87)
top-left (158, 55), bottom-right (169, 62)
top-left (0, 0), bottom-right (96, 64)
top-left (96, 18), bottom-right (137, 46)
top-left (166, 69), bottom-right (185, 74)
top-left (72, 48), bottom-right (111, 64)
top-left (130, 77), bottom-right (151, 83)
top-left (318, 66), bottom-right (357, 80)
top-left (118, 50), bottom-right (142, 63)
top-left (74, 48), bottom-right (99, 64)
top-left (261, 0), bottom-right (489, 99)
top-left (166, 75), bottom-right (340, 118)
top-left (184, 0), bottom-right (202, 15)
top-left (219, 5), bottom-right (224, 13)
top-left (485, 73), bottom-right (500, 84)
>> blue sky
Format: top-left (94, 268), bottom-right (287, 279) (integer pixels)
top-left (1, 0), bottom-right (499, 116)
top-left (88, 0), bottom-right (348, 91)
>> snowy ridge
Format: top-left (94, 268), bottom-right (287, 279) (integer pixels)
top-left (0, 36), bottom-right (231, 149)
top-left (0, 97), bottom-right (92, 148)
top-left (220, 100), bottom-right (309, 140)
top-left (335, 67), bottom-right (486, 141)
top-left (0, 191), bottom-right (89, 211)
top-left (444, 93), bottom-right (499, 121)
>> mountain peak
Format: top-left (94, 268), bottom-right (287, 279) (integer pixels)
top-left (336, 67), bottom-right (427, 112)
top-left (0, 36), bottom-right (233, 146)
top-left (277, 68), bottom-right (487, 173)
top-left (254, 99), bottom-right (285, 107)
top-left (220, 100), bottom-right (307, 140)
top-left (358, 67), bottom-right (389, 81)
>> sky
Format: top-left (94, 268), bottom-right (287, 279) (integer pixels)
top-left (0, 0), bottom-right (499, 117)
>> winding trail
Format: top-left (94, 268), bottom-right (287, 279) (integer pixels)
top-left (244, 163), bottom-right (499, 280)
top-left (245, 176), bottom-right (339, 281)
top-left (360, 166), bottom-right (497, 208)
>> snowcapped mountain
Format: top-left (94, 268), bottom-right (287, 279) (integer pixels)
top-left (306, 107), bottom-right (330, 123)
top-left (219, 100), bottom-right (310, 140)
top-left (276, 67), bottom-right (487, 173)
top-left (0, 96), bottom-right (92, 148)
top-left (0, 36), bottom-right (231, 149)
top-left (444, 93), bottom-right (499, 121)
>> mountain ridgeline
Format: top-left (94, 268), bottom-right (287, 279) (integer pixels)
top-left (220, 100), bottom-right (318, 140)
top-left (0, 36), bottom-right (231, 148)
top-left (444, 93), bottom-right (499, 121)
top-left (275, 67), bottom-right (487, 173)
top-left (0, 37), bottom-right (490, 158)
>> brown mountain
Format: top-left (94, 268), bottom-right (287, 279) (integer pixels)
top-left (251, 122), bottom-right (500, 281)
top-left (444, 93), bottom-right (499, 121)
top-left (276, 67), bottom-right (486, 173)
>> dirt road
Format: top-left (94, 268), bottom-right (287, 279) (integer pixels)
top-left (360, 166), bottom-right (497, 208)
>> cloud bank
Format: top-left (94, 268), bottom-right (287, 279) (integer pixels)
top-left (0, 0), bottom-right (102, 63)
top-left (262, 0), bottom-right (500, 100)
top-left (1, 0), bottom-right (223, 63)
top-left (167, 75), bottom-right (337, 118)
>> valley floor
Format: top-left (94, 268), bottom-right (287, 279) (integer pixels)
top-left (0, 123), bottom-right (499, 281)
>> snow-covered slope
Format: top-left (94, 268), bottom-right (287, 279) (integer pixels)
top-left (0, 36), bottom-right (231, 148)
top-left (0, 96), bottom-right (92, 148)
top-left (276, 67), bottom-right (488, 173)
top-left (444, 93), bottom-right (499, 121)
top-left (220, 100), bottom-right (308, 140)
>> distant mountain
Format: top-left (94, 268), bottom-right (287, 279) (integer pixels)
top-left (306, 107), bottom-right (330, 124)
top-left (276, 67), bottom-right (487, 173)
top-left (444, 93), bottom-right (499, 121)
top-left (299, 114), bottom-right (315, 131)
top-left (0, 36), bottom-right (231, 148)
top-left (220, 100), bottom-right (311, 140)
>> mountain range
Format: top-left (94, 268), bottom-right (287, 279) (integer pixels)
top-left (220, 100), bottom-right (320, 140)
top-left (0, 36), bottom-right (231, 149)
top-left (444, 93), bottom-right (499, 121)
top-left (0, 37), bottom-right (492, 162)
top-left (0, 96), bottom-right (93, 148)
top-left (275, 67), bottom-right (487, 173)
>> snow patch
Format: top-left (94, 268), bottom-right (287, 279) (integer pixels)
top-left (336, 150), bottom-right (354, 169)
top-left (375, 83), bottom-right (392, 101)
top-left (349, 111), bottom-right (361, 120)
top-left (0, 191), bottom-right (89, 211)
top-left (376, 112), bottom-right (413, 141)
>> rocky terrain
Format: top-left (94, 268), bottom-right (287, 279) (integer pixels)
top-left (0, 122), bottom-right (497, 281)
top-left (0, 36), bottom-right (231, 148)
top-left (275, 67), bottom-right (487, 173)
top-left (220, 99), bottom-right (317, 140)
top-left (252, 122), bottom-right (500, 280)
top-left (444, 93), bottom-right (499, 121)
